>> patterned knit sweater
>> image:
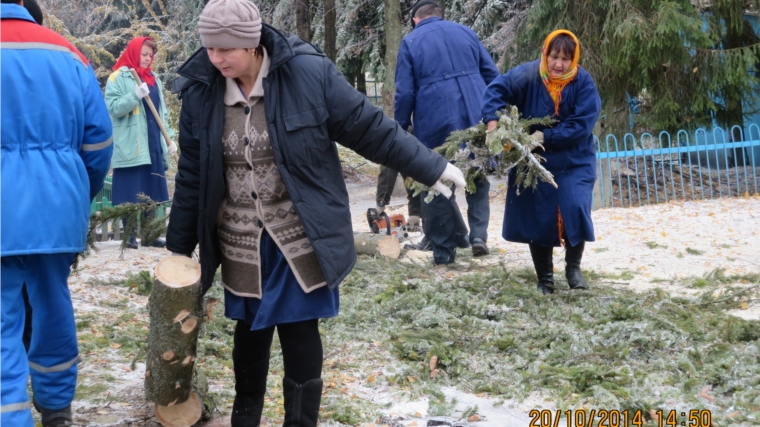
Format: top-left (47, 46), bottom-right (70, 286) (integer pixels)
top-left (218, 50), bottom-right (326, 298)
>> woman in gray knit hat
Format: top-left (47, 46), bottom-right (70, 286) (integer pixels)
top-left (166, 0), bottom-right (465, 425)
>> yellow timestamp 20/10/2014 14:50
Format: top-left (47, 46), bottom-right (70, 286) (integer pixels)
top-left (528, 409), bottom-right (712, 427)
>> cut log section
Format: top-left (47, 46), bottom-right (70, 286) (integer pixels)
top-left (146, 256), bottom-right (204, 426)
top-left (154, 391), bottom-right (202, 427)
top-left (354, 233), bottom-right (401, 259)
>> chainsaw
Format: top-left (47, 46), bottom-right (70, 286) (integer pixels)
top-left (366, 208), bottom-right (409, 241)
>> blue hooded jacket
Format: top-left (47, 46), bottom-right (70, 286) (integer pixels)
top-left (1, 4), bottom-right (113, 256)
top-left (394, 17), bottom-right (499, 149)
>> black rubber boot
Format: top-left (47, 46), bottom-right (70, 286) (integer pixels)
top-left (231, 358), bottom-right (269, 427)
top-left (34, 400), bottom-right (73, 427)
top-left (529, 244), bottom-right (555, 295)
top-left (282, 377), bottom-right (323, 427)
top-left (565, 240), bottom-right (588, 290)
top-left (142, 237), bottom-right (167, 248)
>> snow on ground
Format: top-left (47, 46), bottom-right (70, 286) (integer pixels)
top-left (63, 177), bottom-right (760, 426)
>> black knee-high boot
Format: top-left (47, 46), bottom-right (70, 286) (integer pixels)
top-left (529, 244), bottom-right (555, 295)
top-left (282, 377), bottom-right (323, 427)
top-left (565, 240), bottom-right (588, 289)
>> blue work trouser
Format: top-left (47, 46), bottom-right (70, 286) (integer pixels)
top-left (421, 187), bottom-right (469, 264)
top-left (1, 254), bottom-right (79, 426)
top-left (422, 177), bottom-right (491, 263)
top-left (465, 176), bottom-right (490, 243)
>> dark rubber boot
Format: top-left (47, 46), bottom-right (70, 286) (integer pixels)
top-left (231, 357), bottom-right (269, 426)
top-left (565, 240), bottom-right (588, 290)
top-left (529, 244), bottom-right (555, 295)
top-left (282, 377), bottom-right (322, 427)
top-left (34, 400), bottom-right (73, 427)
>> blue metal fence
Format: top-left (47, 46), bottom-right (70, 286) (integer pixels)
top-left (360, 77), bottom-right (382, 105)
top-left (595, 125), bottom-right (760, 208)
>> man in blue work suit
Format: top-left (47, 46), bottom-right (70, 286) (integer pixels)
top-left (394, 0), bottom-right (500, 263)
top-left (1, 1), bottom-right (114, 425)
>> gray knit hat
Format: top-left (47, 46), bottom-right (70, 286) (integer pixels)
top-left (198, 0), bottom-right (262, 49)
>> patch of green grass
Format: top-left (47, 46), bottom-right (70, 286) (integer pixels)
top-left (721, 244), bottom-right (731, 249)
top-left (593, 247), bottom-right (609, 253)
top-left (645, 241), bottom-right (667, 249)
top-left (75, 382), bottom-right (108, 400)
top-left (677, 252), bottom-right (684, 258)
top-left (685, 247), bottom-right (705, 255)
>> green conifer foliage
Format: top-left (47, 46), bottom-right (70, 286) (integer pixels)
top-left (407, 107), bottom-right (556, 202)
top-left (514, 0), bottom-right (760, 133)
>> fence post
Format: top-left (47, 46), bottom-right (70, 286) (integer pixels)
top-left (593, 161), bottom-right (611, 210)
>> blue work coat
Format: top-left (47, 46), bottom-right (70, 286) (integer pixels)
top-left (0, 4), bottom-right (113, 256)
top-left (395, 17), bottom-right (499, 149)
top-left (482, 60), bottom-right (601, 247)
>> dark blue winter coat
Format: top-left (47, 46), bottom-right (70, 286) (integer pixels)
top-left (481, 60), bottom-right (601, 247)
top-left (395, 17), bottom-right (499, 149)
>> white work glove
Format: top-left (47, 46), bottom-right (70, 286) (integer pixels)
top-left (528, 131), bottom-right (545, 151)
top-left (485, 127), bottom-right (497, 147)
top-left (432, 163), bottom-right (466, 199)
top-left (134, 82), bottom-right (150, 99)
top-left (167, 141), bottom-right (178, 156)
top-left (407, 215), bottom-right (421, 232)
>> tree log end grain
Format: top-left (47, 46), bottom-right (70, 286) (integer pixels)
top-left (353, 233), bottom-right (400, 259)
top-left (155, 256), bottom-right (201, 289)
top-left (154, 391), bottom-right (202, 427)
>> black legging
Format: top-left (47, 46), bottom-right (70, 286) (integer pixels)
top-left (233, 319), bottom-right (323, 384)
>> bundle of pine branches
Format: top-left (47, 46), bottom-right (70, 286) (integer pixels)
top-left (73, 196), bottom-right (171, 269)
top-left (407, 106), bottom-right (557, 201)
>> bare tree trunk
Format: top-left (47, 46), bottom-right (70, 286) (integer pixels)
top-left (381, 0), bottom-right (402, 117)
top-left (323, 0), bottom-right (337, 62)
top-left (296, 0), bottom-right (312, 42)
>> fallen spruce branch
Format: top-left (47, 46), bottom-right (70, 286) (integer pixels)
top-left (407, 106), bottom-right (556, 202)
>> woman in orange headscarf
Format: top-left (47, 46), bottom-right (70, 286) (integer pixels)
top-left (481, 30), bottom-right (601, 295)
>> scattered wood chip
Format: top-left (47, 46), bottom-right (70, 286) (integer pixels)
top-left (110, 343), bottom-right (121, 349)
top-left (206, 298), bottom-right (218, 321)
top-left (468, 414), bottom-right (481, 422)
top-left (173, 309), bottom-right (191, 323)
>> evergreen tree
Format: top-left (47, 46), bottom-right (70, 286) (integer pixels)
top-left (514, 0), bottom-right (760, 133)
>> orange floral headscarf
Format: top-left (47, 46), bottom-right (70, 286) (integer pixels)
top-left (539, 30), bottom-right (580, 117)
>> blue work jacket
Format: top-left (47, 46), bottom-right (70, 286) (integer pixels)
top-left (394, 17), bottom-right (499, 149)
top-left (482, 60), bottom-right (601, 247)
top-left (1, 4), bottom-right (113, 256)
